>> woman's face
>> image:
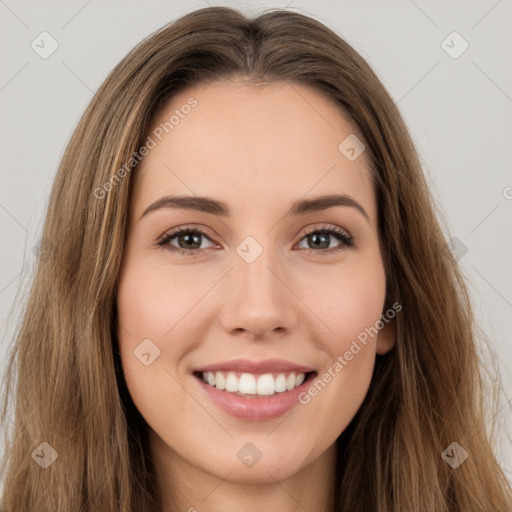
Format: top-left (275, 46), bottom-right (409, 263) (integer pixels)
top-left (116, 78), bottom-right (395, 484)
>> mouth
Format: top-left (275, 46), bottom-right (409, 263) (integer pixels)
top-left (192, 370), bottom-right (317, 398)
top-left (191, 358), bottom-right (318, 420)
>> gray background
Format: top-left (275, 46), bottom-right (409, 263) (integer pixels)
top-left (1, 0), bottom-right (511, 486)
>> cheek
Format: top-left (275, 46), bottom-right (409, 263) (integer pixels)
top-left (116, 258), bottom-right (213, 360)
top-left (296, 258), bottom-right (386, 429)
top-left (115, 262), bottom-right (198, 416)
top-left (303, 254), bottom-right (387, 357)
top-left (326, 277), bottom-right (385, 355)
top-left (117, 261), bottom-right (195, 337)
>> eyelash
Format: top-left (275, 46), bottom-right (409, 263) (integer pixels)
top-left (156, 224), bottom-right (354, 257)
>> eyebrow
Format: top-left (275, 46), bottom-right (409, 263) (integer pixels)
top-left (139, 193), bottom-right (369, 222)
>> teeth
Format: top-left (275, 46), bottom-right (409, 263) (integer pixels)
top-left (225, 373), bottom-right (239, 392)
top-left (215, 372), bottom-right (225, 390)
top-left (256, 374), bottom-right (274, 395)
top-left (239, 373), bottom-right (256, 394)
top-left (274, 373), bottom-right (287, 392)
top-left (200, 371), bottom-right (307, 396)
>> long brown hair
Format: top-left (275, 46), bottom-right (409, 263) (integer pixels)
top-left (1, 6), bottom-right (510, 511)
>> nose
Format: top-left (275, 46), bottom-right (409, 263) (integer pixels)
top-left (218, 243), bottom-right (299, 340)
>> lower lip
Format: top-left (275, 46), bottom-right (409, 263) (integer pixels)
top-left (194, 373), bottom-right (315, 421)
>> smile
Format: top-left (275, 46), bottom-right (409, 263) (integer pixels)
top-left (196, 370), bottom-right (314, 397)
top-left (193, 369), bottom-right (318, 421)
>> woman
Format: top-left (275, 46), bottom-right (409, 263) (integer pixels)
top-left (1, 6), bottom-right (510, 511)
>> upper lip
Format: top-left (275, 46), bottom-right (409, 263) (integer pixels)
top-left (193, 358), bottom-right (316, 374)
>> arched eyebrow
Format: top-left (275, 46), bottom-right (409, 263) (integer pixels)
top-left (139, 193), bottom-right (369, 223)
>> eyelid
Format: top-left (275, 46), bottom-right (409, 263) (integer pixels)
top-left (300, 223), bottom-right (353, 241)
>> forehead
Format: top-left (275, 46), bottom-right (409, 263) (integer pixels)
top-left (133, 79), bottom-right (375, 222)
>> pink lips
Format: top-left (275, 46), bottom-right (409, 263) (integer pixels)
top-left (193, 358), bottom-right (316, 374)
top-left (193, 358), bottom-right (316, 421)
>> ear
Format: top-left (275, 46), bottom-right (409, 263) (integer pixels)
top-left (376, 317), bottom-right (396, 355)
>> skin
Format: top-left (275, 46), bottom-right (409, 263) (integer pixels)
top-left (116, 78), bottom-right (396, 512)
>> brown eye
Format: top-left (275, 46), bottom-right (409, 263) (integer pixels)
top-left (157, 227), bottom-right (216, 255)
top-left (157, 224), bottom-right (354, 257)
